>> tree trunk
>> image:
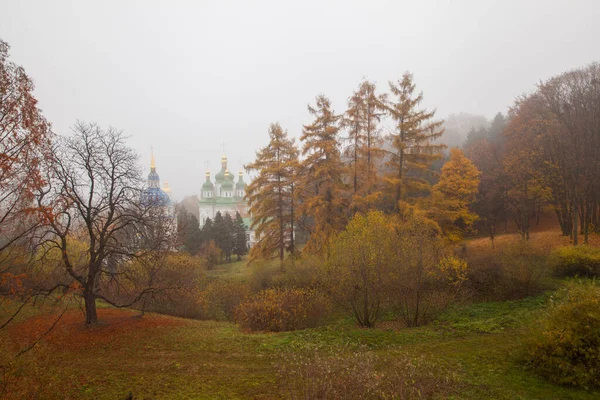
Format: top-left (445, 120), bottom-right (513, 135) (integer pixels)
top-left (84, 287), bottom-right (98, 325)
top-left (573, 200), bottom-right (579, 245)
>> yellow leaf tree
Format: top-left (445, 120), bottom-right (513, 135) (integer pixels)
top-left (325, 211), bottom-right (397, 327)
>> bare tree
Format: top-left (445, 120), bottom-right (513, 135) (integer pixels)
top-left (37, 122), bottom-right (173, 325)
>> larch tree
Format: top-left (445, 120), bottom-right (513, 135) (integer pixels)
top-left (245, 123), bottom-right (298, 266)
top-left (426, 148), bottom-right (481, 238)
top-left (341, 80), bottom-right (387, 213)
top-left (297, 95), bottom-right (347, 254)
top-left (384, 72), bottom-right (445, 213)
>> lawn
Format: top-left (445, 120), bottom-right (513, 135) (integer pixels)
top-left (1, 293), bottom-right (597, 399)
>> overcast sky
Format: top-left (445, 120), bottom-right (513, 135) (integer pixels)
top-left (1, 0), bottom-right (599, 200)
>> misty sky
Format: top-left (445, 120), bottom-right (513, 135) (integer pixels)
top-left (1, 0), bottom-right (599, 200)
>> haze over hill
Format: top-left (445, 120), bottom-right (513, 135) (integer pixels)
top-left (1, 0), bottom-right (599, 199)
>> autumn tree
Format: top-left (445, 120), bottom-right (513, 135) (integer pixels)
top-left (232, 211), bottom-right (247, 261)
top-left (325, 211), bottom-right (396, 328)
top-left (37, 122), bottom-right (173, 325)
top-left (425, 148), bottom-right (481, 238)
top-left (297, 95), bottom-right (348, 254)
top-left (536, 63), bottom-right (600, 244)
top-left (392, 212), bottom-right (467, 327)
top-left (341, 80), bottom-right (387, 212)
top-left (384, 72), bottom-right (445, 213)
top-left (503, 96), bottom-right (552, 240)
top-left (0, 39), bottom-right (52, 266)
top-left (463, 114), bottom-right (509, 245)
top-left (245, 123), bottom-right (298, 265)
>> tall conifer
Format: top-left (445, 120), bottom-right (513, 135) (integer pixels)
top-left (342, 80), bottom-right (387, 212)
top-left (298, 95), bottom-right (347, 254)
top-left (245, 123), bottom-right (298, 266)
top-left (385, 72), bottom-right (445, 213)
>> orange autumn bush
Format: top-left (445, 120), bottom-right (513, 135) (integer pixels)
top-left (234, 287), bottom-right (331, 332)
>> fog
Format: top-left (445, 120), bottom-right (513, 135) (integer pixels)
top-left (1, 0), bottom-right (599, 200)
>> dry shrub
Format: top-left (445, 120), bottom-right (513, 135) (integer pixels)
top-left (248, 257), bottom-right (321, 292)
top-left (552, 245), bottom-right (600, 277)
top-left (235, 288), bottom-right (330, 332)
top-left (199, 280), bottom-right (251, 321)
top-left (498, 239), bottom-right (549, 298)
top-left (278, 347), bottom-right (458, 399)
top-left (199, 240), bottom-right (221, 270)
top-left (138, 253), bottom-right (206, 319)
top-left (465, 238), bottom-right (550, 300)
top-left (525, 280), bottom-right (600, 389)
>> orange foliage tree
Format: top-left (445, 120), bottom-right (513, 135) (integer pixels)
top-left (0, 39), bottom-right (52, 262)
top-left (297, 95), bottom-right (348, 254)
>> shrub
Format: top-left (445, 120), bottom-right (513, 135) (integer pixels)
top-left (278, 347), bottom-right (458, 399)
top-left (199, 280), bottom-right (251, 321)
top-left (234, 287), bottom-right (330, 332)
top-left (524, 280), bottom-right (600, 388)
top-left (325, 211), bottom-right (398, 328)
top-left (465, 239), bottom-right (550, 301)
top-left (553, 246), bottom-right (600, 277)
top-left (199, 240), bottom-right (221, 270)
top-left (499, 239), bottom-right (549, 298)
top-left (392, 213), bottom-right (468, 327)
top-left (248, 257), bottom-right (321, 292)
top-left (137, 253), bottom-right (207, 319)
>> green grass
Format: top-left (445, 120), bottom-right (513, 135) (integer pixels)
top-left (204, 256), bottom-right (250, 281)
top-left (1, 294), bottom-right (597, 399)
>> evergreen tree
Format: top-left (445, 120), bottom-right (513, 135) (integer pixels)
top-left (233, 212), bottom-right (248, 261)
top-left (222, 212), bottom-right (234, 262)
top-left (385, 72), bottom-right (445, 213)
top-left (177, 208), bottom-right (203, 255)
top-left (246, 123), bottom-right (299, 265)
top-left (201, 217), bottom-right (214, 242)
top-left (212, 211), bottom-right (227, 262)
top-left (297, 95), bottom-right (348, 254)
top-left (342, 80), bottom-right (387, 213)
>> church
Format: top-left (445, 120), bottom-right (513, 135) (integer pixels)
top-left (199, 155), bottom-right (256, 246)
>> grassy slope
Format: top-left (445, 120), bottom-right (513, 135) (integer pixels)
top-left (2, 229), bottom-right (599, 399)
top-left (1, 295), bottom-right (597, 399)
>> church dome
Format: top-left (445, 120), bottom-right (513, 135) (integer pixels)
top-left (141, 187), bottom-right (171, 207)
top-left (222, 169), bottom-right (234, 189)
top-left (236, 170), bottom-right (246, 189)
top-left (215, 168), bottom-right (226, 183)
top-left (202, 170), bottom-right (214, 190)
top-left (222, 181), bottom-right (234, 190)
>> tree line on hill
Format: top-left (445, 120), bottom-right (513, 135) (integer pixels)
top-left (176, 209), bottom-right (247, 265)
top-left (245, 63), bottom-right (600, 266)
